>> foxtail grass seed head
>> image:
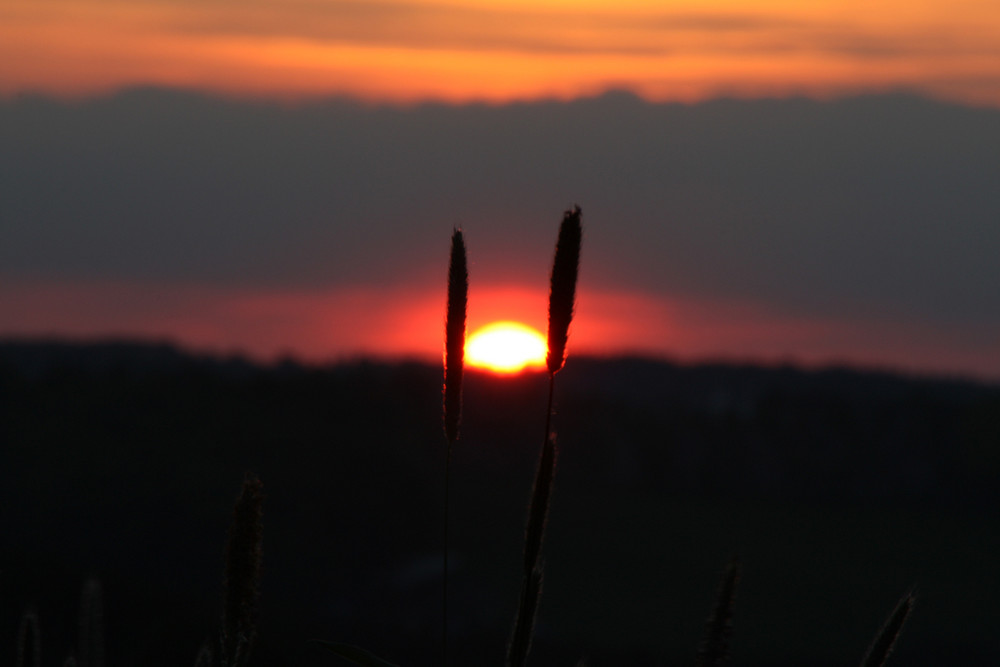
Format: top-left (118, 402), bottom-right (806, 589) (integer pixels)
top-left (443, 228), bottom-right (468, 444)
top-left (17, 610), bottom-right (40, 667)
top-left (860, 591), bottom-right (916, 667)
top-left (78, 578), bottom-right (104, 667)
top-left (222, 473), bottom-right (263, 667)
top-left (546, 206), bottom-right (582, 375)
top-left (696, 558), bottom-right (741, 667)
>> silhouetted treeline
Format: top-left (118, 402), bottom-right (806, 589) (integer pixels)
top-left (1, 341), bottom-right (998, 667)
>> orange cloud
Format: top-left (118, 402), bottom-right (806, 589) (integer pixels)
top-left (3, 0), bottom-right (999, 105)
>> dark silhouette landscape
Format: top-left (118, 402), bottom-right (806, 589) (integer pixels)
top-left (2, 340), bottom-right (998, 666)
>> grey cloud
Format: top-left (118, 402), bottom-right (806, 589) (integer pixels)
top-left (1, 88), bottom-right (999, 333)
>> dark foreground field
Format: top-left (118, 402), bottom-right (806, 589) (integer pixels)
top-left (2, 341), bottom-right (999, 666)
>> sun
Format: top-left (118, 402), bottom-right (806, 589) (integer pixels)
top-left (465, 321), bottom-right (547, 374)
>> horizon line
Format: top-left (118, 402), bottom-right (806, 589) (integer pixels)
top-left (2, 335), bottom-right (996, 387)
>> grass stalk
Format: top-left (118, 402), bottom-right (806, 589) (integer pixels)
top-left (222, 473), bottom-right (263, 667)
top-left (506, 206), bottom-right (582, 666)
top-left (17, 610), bottom-right (40, 667)
top-left (78, 578), bottom-right (104, 667)
top-left (695, 558), bottom-right (741, 667)
top-left (442, 227), bottom-right (467, 666)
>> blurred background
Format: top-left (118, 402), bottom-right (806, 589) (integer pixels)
top-left (1, 343), bottom-right (998, 665)
top-left (2, 1), bottom-right (1000, 665)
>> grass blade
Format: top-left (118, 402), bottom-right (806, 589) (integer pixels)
top-left (860, 591), bottom-right (916, 667)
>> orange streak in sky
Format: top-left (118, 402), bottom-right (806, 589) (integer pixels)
top-left (2, 1), bottom-right (1000, 105)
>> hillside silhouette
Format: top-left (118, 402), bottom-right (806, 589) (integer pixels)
top-left (1, 341), bottom-right (998, 666)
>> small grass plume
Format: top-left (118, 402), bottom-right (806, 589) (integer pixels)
top-left (17, 610), bottom-right (40, 667)
top-left (222, 473), bottom-right (264, 667)
top-left (695, 558), bottom-right (741, 667)
top-left (441, 227), bottom-right (468, 664)
top-left (546, 206), bottom-right (582, 376)
top-left (860, 591), bottom-right (915, 667)
top-left (443, 227), bottom-right (467, 445)
top-left (78, 578), bottom-right (104, 667)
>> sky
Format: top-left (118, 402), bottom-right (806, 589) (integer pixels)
top-left (4, 0), bottom-right (1000, 105)
top-left (2, 1), bottom-right (1000, 380)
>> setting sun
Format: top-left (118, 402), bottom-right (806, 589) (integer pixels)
top-left (466, 321), bottom-right (547, 374)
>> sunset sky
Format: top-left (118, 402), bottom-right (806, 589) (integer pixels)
top-left (2, 1), bottom-right (999, 379)
top-left (4, 0), bottom-right (1000, 105)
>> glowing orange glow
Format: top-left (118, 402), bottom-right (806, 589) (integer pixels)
top-left (2, 1), bottom-right (999, 106)
top-left (1, 281), bottom-right (999, 381)
top-left (466, 321), bottom-right (547, 374)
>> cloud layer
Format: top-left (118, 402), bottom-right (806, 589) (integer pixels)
top-left (3, 0), bottom-right (1000, 103)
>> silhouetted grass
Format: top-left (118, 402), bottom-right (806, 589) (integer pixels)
top-left (443, 228), bottom-right (468, 446)
top-left (222, 473), bottom-right (264, 667)
top-left (442, 227), bottom-right (468, 663)
top-left (696, 558), bottom-right (741, 667)
top-left (6, 205), bottom-right (929, 667)
top-left (507, 206), bottom-right (583, 667)
top-left (16, 610), bottom-right (40, 667)
top-left (546, 206), bottom-right (582, 377)
top-left (860, 592), bottom-right (916, 667)
top-left (78, 578), bottom-right (104, 667)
